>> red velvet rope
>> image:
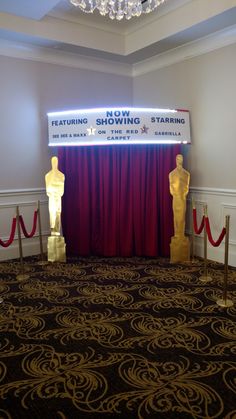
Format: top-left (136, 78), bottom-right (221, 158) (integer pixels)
top-left (19, 210), bottom-right (38, 238)
top-left (205, 216), bottom-right (226, 247)
top-left (192, 208), bottom-right (205, 235)
top-left (0, 217), bottom-right (17, 247)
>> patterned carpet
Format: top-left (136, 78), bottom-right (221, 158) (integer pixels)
top-left (0, 256), bottom-right (236, 419)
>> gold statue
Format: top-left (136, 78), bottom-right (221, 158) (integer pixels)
top-left (45, 156), bottom-right (65, 236)
top-left (45, 156), bottom-right (66, 262)
top-left (169, 154), bottom-right (190, 237)
top-left (169, 154), bottom-right (190, 262)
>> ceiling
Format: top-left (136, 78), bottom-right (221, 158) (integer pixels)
top-left (0, 0), bottom-right (236, 64)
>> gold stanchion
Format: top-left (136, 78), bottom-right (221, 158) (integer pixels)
top-left (0, 297), bottom-right (3, 303)
top-left (16, 206), bottom-right (30, 281)
top-left (191, 198), bottom-right (197, 263)
top-left (37, 200), bottom-right (47, 266)
top-left (217, 215), bottom-right (233, 308)
top-left (199, 205), bottom-right (212, 282)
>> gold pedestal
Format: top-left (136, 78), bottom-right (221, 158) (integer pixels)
top-left (47, 236), bottom-right (66, 263)
top-left (17, 273), bottom-right (30, 281)
top-left (170, 236), bottom-right (190, 263)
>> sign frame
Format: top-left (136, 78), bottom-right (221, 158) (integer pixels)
top-left (48, 107), bottom-right (191, 146)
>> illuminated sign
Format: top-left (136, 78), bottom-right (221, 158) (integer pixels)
top-left (48, 107), bottom-right (191, 146)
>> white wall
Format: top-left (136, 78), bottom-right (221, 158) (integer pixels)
top-left (0, 54), bottom-right (132, 259)
top-left (133, 43), bottom-right (236, 265)
top-left (0, 55), bottom-right (132, 190)
top-left (133, 43), bottom-right (236, 189)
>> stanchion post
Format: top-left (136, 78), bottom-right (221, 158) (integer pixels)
top-left (37, 200), bottom-right (48, 265)
top-left (38, 200), bottom-right (44, 258)
top-left (16, 205), bottom-right (23, 264)
top-left (223, 215), bottom-right (230, 301)
top-left (16, 205), bottom-right (30, 281)
top-left (199, 205), bottom-right (212, 282)
top-left (203, 205), bottom-right (207, 275)
top-left (191, 197), bottom-right (195, 262)
top-left (217, 215), bottom-right (233, 308)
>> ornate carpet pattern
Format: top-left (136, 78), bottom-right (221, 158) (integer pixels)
top-left (0, 256), bottom-right (236, 419)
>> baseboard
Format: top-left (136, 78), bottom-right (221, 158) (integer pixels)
top-left (0, 236), bottom-right (48, 261)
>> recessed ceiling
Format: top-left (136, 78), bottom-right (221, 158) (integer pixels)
top-left (0, 0), bottom-right (235, 64)
top-left (0, 0), bottom-right (60, 20)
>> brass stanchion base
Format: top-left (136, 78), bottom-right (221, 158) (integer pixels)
top-left (184, 258), bottom-right (198, 265)
top-left (16, 274), bottom-right (30, 281)
top-left (37, 260), bottom-right (48, 266)
top-left (16, 262), bottom-right (31, 281)
top-left (0, 297), bottom-right (3, 303)
top-left (199, 275), bottom-right (213, 282)
top-left (216, 298), bottom-right (234, 308)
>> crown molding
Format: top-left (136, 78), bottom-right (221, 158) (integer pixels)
top-left (0, 22), bottom-right (236, 78)
top-left (0, 39), bottom-right (132, 77)
top-left (133, 23), bottom-right (236, 76)
top-left (48, 9), bottom-right (125, 35)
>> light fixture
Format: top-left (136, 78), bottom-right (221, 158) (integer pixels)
top-left (70, 0), bottom-right (166, 21)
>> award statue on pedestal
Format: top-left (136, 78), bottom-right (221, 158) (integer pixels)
top-left (45, 156), bottom-right (66, 262)
top-left (169, 154), bottom-right (190, 263)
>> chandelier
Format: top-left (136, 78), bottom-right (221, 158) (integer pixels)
top-left (70, 0), bottom-right (166, 20)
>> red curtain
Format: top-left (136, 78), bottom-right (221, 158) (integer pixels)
top-left (58, 144), bottom-right (180, 257)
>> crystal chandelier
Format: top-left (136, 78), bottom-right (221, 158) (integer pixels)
top-left (70, 0), bottom-right (166, 20)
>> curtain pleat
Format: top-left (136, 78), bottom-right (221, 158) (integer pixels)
top-left (59, 144), bottom-right (180, 257)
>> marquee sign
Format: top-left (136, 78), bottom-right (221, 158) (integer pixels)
top-left (48, 107), bottom-right (191, 146)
